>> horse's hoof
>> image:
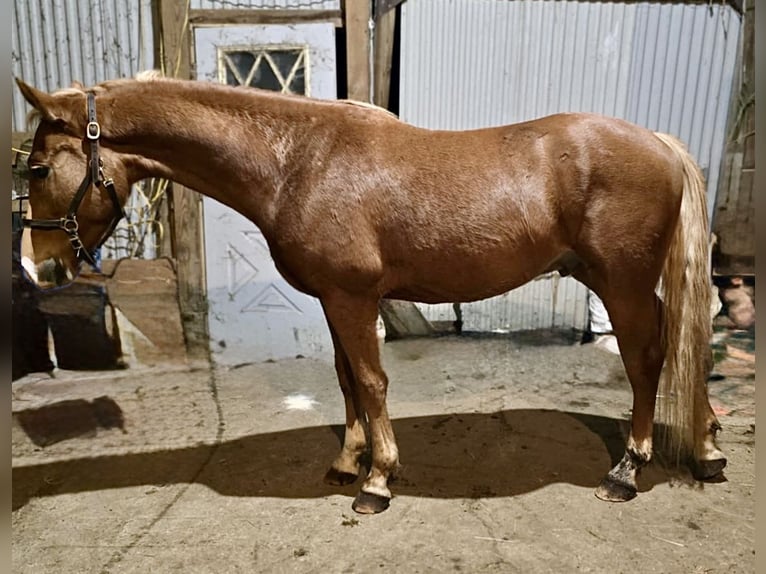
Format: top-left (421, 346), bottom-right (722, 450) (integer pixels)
top-left (594, 477), bottom-right (637, 502)
top-left (352, 491), bottom-right (390, 514)
top-left (691, 457), bottom-right (727, 481)
top-left (323, 468), bottom-right (358, 486)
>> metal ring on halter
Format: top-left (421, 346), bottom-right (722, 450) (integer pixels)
top-left (61, 216), bottom-right (79, 233)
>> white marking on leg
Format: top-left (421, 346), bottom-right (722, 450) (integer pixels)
top-left (21, 256), bottom-right (39, 284)
top-left (330, 416), bottom-right (367, 477)
top-left (627, 435), bottom-right (653, 462)
top-left (697, 435), bottom-right (726, 461)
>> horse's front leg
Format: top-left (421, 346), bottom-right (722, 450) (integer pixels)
top-left (323, 321), bottom-right (369, 486)
top-left (322, 292), bottom-right (399, 514)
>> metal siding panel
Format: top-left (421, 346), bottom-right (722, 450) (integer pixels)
top-left (543, 2), bottom-right (562, 116)
top-left (87, 1), bottom-right (105, 83)
top-left (64, 1), bottom-right (85, 85)
top-left (77, 0), bottom-right (98, 87)
top-left (530, 1), bottom-right (547, 120)
top-left (27, 1), bottom-right (46, 89)
top-left (687, 7), bottom-right (712, 157)
top-left (612, 4), bottom-right (635, 118)
top-left (40, 1), bottom-right (60, 89)
top-left (677, 7), bottom-right (701, 136)
top-left (13, 0), bottom-right (159, 258)
top-left (13, 0), bottom-right (155, 131)
top-left (571, 2), bottom-right (588, 112)
top-left (668, 5), bottom-right (692, 137)
top-left (11, 2), bottom-right (26, 129)
top-left (112, 0), bottom-right (130, 77)
top-left (402, 0), bottom-right (740, 332)
top-left (626, 4), bottom-right (741, 218)
top-left (560, 2), bottom-right (579, 112)
top-left (56, 1), bottom-right (75, 85)
top-left (658, 5), bottom-right (681, 130)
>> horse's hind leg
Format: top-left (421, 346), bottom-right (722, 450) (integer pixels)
top-left (598, 292), bottom-right (726, 489)
top-left (323, 321), bottom-right (368, 486)
top-left (691, 347), bottom-right (727, 480)
top-left (592, 289), bottom-right (665, 502)
top-left (321, 292), bottom-right (399, 514)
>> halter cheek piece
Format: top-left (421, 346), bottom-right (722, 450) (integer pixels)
top-left (22, 92), bottom-right (126, 268)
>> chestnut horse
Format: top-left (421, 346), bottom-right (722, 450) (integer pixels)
top-left (15, 73), bottom-right (727, 514)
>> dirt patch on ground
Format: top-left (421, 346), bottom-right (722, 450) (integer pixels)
top-left (11, 331), bottom-right (755, 573)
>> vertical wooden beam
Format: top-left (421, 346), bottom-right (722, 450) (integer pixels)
top-left (741, 0), bottom-right (754, 171)
top-left (153, 0), bottom-right (209, 360)
top-left (155, 0), bottom-right (191, 78)
top-left (156, 183), bottom-right (173, 257)
top-left (365, 1), bottom-right (434, 336)
top-left (373, 7), bottom-right (396, 109)
top-left (345, 0), bottom-right (371, 102)
top-left (712, 0), bottom-right (754, 275)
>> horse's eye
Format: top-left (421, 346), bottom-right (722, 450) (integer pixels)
top-left (30, 165), bottom-right (50, 179)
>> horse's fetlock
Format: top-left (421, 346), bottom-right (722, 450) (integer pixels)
top-left (627, 447), bottom-right (651, 466)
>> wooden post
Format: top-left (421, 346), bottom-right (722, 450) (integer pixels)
top-left (373, 5), bottom-right (397, 108)
top-left (153, 0), bottom-right (209, 360)
top-left (351, 1), bottom-right (434, 337)
top-left (345, 0), bottom-right (371, 102)
top-left (712, 0), bottom-right (754, 276)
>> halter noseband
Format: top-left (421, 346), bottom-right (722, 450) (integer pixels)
top-left (23, 92), bottom-right (125, 268)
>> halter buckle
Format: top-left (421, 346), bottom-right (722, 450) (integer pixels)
top-left (86, 121), bottom-right (101, 140)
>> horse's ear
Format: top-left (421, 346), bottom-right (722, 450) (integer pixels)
top-left (15, 78), bottom-right (84, 127)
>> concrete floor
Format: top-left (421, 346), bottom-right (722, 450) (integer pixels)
top-left (12, 331), bottom-right (755, 573)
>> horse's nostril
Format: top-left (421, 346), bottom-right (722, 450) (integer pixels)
top-left (36, 259), bottom-right (57, 284)
top-left (36, 258), bottom-right (73, 287)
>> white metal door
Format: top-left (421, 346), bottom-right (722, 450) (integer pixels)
top-left (195, 24), bottom-right (337, 365)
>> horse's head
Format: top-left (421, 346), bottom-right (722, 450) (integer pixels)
top-left (15, 79), bottom-right (131, 289)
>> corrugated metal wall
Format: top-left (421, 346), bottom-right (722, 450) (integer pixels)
top-left (11, 0), bottom-right (155, 132)
top-left (400, 0), bottom-right (741, 333)
top-left (12, 0), bottom-right (157, 259)
top-left (10, 0), bottom-right (340, 128)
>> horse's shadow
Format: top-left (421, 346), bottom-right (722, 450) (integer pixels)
top-left (12, 403), bottom-right (685, 511)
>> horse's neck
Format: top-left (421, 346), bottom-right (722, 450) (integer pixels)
top-left (110, 82), bottom-right (307, 230)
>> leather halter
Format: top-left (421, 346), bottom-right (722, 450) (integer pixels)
top-left (22, 92), bottom-right (125, 267)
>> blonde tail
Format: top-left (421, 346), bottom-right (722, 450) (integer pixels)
top-left (653, 131), bottom-right (713, 463)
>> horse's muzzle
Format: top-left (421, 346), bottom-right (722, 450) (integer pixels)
top-left (22, 256), bottom-right (76, 290)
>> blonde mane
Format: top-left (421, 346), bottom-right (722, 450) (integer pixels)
top-left (339, 99), bottom-right (399, 119)
top-left (136, 69), bottom-right (166, 82)
top-left (24, 70), bottom-right (398, 129)
top-left (23, 70), bottom-right (169, 129)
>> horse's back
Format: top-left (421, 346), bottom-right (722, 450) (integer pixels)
top-left (279, 109), bottom-right (684, 302)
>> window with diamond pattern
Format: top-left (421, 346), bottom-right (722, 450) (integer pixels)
top-left (220, 47), bottom-right (308, 95)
